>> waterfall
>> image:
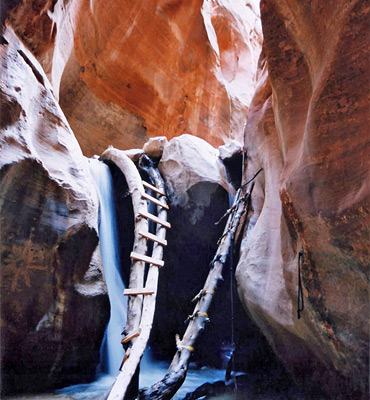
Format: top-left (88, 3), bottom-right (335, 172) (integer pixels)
top-left (89, 158), bottom-right (127, 376)
top-left (57, 158), bottom-right (226, 399)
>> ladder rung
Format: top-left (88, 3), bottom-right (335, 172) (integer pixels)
top-left (142, 192), bottom-right (169, 209)
top-left (139, 230), bottom-right (167, 246)
top-left (120, 347), bottom-right (131, 369)
top-left (138, 210), bottom-right (171, 229)
top-left (130, 251), bottom-right (164, 267)
top-left (142, 180), bottom-right (166, 196)
top-left (123, 288), bottom-right (156, 296)
top-left (121, 329), bottom-right (141, 344)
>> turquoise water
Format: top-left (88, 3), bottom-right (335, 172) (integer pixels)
top-left (57, 363), bottom-right (226, 399)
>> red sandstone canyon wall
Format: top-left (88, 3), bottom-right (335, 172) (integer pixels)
top-left (236, 1), bottom-right (369, 398)
top-left (1, 0), bottom-right (369, 398)
top-left (7, 0), bottom-right (262, 156)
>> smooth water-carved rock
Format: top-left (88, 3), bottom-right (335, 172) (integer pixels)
top-left (0, 28), bottom-right (107, 395)
top-left (3, 1), bottom-right (368, 398)
top-left (236, 1), bottom-right (369, 397)
top-left (143, 136), bottom-right (168, 159)
top-left (5, 0), bottom-right (262, 156)
top-left (159, 134), bottom-right (232, 222)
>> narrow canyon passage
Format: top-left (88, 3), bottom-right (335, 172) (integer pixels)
top-left (1, 0), bottom-right (368, 399)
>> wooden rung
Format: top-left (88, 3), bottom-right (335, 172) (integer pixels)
top-left (142, 192), bottom-right (169, 209)
top-left (130, 251), bottom-right (164, 267)
top-left (139, 230), bottom-right (167, 246)
top-left (138, 210), bottom-right (171, 229)
top-left (121, 329), bottom-right (141, 344)
top-left (123, 288), bottom-right (156, 296)
top-left (142, 180), bottom-right (166, 196)
top-left (120, 347), bottom-right (131, 369)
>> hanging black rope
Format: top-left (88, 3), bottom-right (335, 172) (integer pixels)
top-left (297, 248), bottom-right (304, 319)
top-left (215, 164), bottom-right (262, 389)
top-left (228, 227), bottom-right (237, 391)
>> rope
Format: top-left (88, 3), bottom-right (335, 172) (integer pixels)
top-left (229, 225), bottom-right (237, 391)
top-left (177, 345), bottom-right (194, 352)
top-left (222, 162), bottom-right (262, 390)
top-left (214, 205), bottom-right (235, 226)
top-left (197, 312), bottom-right (209, 318)
top-left (185, 311), bottom-right (210, 324)
top-left (241, 144), bottom-right (246, 188)
top-left (191, 289), bottom-right (215, 303)
top-left (297, 248), bottom-right (304, 319)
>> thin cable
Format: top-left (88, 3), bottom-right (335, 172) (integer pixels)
top-left (241, 122), bottom-right (247, 186)
top-left (229, 231), bottom-right (237, 391)
top-left (297, 248), bottom-right (304, 319)
top-left (241, 145), bottom-right (245, 188)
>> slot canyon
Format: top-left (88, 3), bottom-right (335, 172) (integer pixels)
top-left (0, 1), bottom-right (369, 399)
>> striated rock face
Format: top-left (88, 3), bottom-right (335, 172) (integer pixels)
top-left (236, 1), bottom-right (369, 398)
top-left (0, 28), bottom-right (107, 394)
top-left (6, 0), bottom-right (262, 156)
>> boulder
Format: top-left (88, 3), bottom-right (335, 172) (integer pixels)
top-left (218, 140), bottom-right (242, 162)
top-left (159, 134), bottom-right (233, 222)
top-left (218, 140), bottom-right (244, 189)
top-left (143, 136), bottom-right (168, 158)
top-left (236, 1), bottom-right (370, 397)
top-left (0, 27), bottom-right (108, 395)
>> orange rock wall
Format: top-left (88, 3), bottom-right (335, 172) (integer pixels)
top-left (3, 0), bottom-right (369, 397)
top-left (236, 1), bottom-right (369, 397)
top-left (7, 0), bottom-right (262, 156)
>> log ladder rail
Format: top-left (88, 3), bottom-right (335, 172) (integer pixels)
top-left (100, 147), bottom-right (170, 400)
top-left (138, 171), bottom-right (262, 400)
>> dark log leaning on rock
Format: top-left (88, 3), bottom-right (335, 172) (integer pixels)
top-left (138, 179), bottom-right (257, 400)
top-left (99, 147), bottom-right (170, 400)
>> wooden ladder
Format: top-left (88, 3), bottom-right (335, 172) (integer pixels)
top-left (99, 147), bottom-right (170, 400)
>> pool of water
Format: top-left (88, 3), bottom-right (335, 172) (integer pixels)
top-left (4, 366), bottom-right (305, 400)
top-left (54, 362), bottom-right (225, 400)
top-left (0, 363), bottom-right (226, 399)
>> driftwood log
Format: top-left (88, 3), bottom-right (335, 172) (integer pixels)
top-left (100, 148), bottom-right (169, 400)
top-left (139, 183), bottom-right (254, 400)
top-left (100, 147), bottom-right (148, 344)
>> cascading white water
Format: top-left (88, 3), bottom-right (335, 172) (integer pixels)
top-left (57, 158), bottom-right (225, 399)
top-left (89, 158), bottom-right (127, 376)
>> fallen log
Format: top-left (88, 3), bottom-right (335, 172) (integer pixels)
top-left (139, 182), bottom-right (255, 400)
top-left (99, 147), bottom-right (148, 400)
top-left (100, 146), bottom-right (148, 349)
